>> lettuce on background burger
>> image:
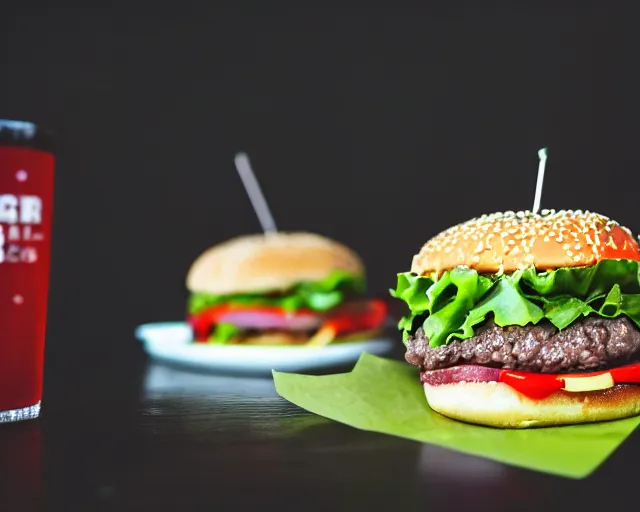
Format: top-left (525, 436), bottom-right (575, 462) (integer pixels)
top-left (391, 209), bottom-right (640, 428)
top-left (186, 232), bottom-right (387, 346)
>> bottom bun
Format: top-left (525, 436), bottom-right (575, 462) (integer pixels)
top-left (220, 329), bottom-right (381, 347)
top-left (424, 381), bottom-right (640, 428)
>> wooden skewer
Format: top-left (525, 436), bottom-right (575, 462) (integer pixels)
top-left (234, 152), bottom-right (278, 235)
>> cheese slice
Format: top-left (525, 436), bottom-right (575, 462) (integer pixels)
top-left (562, 372), bottom-right (614, 392)
top-left (306, 325), bottom-right (336, 347)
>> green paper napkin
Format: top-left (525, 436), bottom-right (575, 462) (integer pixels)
top-left (273, 353), bottom-right (640, 479)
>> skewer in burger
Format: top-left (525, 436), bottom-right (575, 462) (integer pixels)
top-left (391, 209), bottom-right (640, 428)
top-left (186, 232), bottom-right (387, 346)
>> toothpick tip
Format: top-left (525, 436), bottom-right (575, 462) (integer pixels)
top-left (538, 147), bottom-right (548, 159)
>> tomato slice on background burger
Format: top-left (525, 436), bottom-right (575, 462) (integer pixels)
top-left (189, 299), bottom-right (388, 344)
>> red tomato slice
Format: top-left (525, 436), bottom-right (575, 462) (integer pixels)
top-left (498, 363), bottom-right (640, 400)
top-left (610, 363), bottom-right (640, 384)
top-left (323, 299), bottom-right (387, 335)
top-left (498, 370), bottom-right (563, 400)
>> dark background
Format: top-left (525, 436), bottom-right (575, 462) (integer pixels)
top-left (3, 7), bottom-right (640, 511)
top-left (1, 6), bottom-right (639, 403)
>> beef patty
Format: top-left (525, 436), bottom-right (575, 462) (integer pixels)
top-left (406, 316), bottom-right (640, 373)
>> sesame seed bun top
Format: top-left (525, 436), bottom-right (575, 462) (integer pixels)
top-left (411, 209), bottom-right (640, 276)
top-left (186, 232), bottom-right (364, 295)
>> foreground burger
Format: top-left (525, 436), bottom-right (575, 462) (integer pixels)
top-left (186, 232), bottom-right (386, 346)
top-left (391, 209), bottom-right (640, 428)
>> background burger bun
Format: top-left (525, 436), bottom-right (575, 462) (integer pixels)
top-left (186, 232), bottom-right (364, 295)
top-left (424, 381), bottom-right (640, 428)
top-left (412, 209), bottom-right (640, 276)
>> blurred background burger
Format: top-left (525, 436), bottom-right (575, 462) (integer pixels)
top-left (186, 231), bottom-right (387, 346)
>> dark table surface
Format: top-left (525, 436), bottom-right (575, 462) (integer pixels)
top-left (2, 324), bottom-right (639, 512)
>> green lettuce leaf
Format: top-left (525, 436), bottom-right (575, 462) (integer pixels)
top-left (189, 270), bottom-right (365, 315)
top-left (207, 323), bottom-right (241, 344)
top-left (390, 259), bottom-right (640, 347)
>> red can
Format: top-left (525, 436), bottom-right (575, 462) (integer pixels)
top-left (0, 120), bottom-right (55, 423)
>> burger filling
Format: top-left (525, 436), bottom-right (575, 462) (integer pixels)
top-left (188, 271), bottom-right (387, 345)
top-left (391, 259), bottom-right (640, 398)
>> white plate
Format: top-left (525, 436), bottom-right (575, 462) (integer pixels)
top-left (135, 321), bottom-right (396, 374)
